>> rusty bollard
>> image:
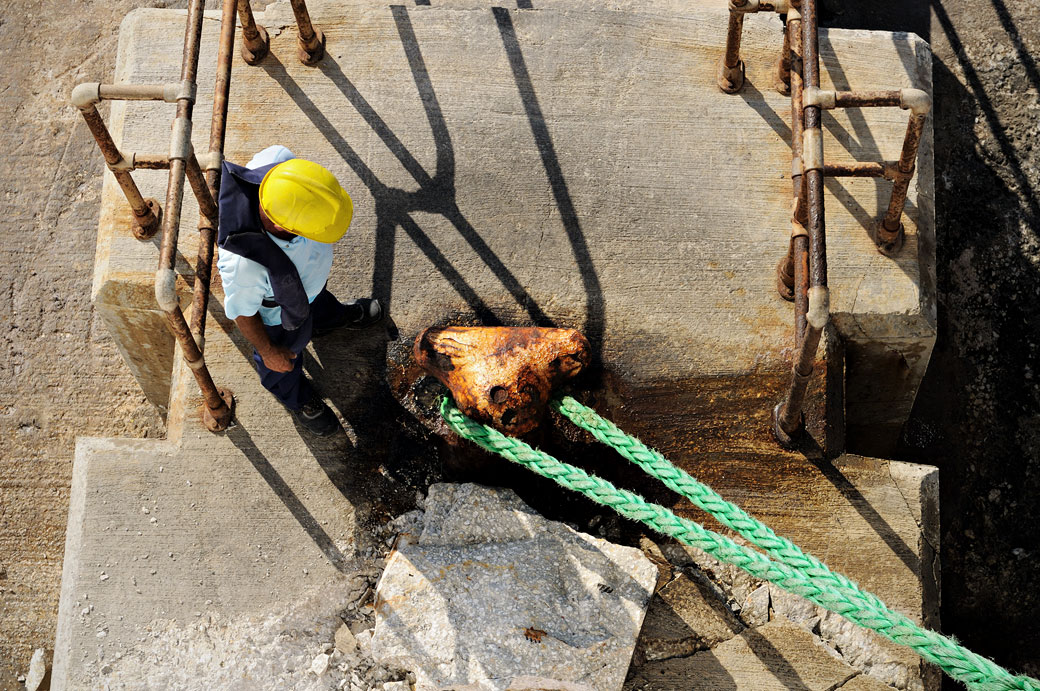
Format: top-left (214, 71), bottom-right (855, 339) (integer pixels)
top-left (415, 326), bottom-right (590, 435)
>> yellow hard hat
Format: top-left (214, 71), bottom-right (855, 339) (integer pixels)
top-left (258, 158), bottom-right (353, 243)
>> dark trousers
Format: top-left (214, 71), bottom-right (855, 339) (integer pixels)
top-left (252, 288), bottom-right (345, 410)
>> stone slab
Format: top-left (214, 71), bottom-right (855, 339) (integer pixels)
top-left (370, 484), bottom-right (658, 690)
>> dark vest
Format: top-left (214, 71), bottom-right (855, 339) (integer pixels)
top-left (217, 161), bottom-right (310, 330)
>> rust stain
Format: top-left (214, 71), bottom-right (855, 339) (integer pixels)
top-left (523, 627), bottom-right (547, 643)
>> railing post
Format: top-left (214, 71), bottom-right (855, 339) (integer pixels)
top-left (718, 1), bottom-right (747, 93)
top-left (192, 0), bottom-right (238, 345)
top-left (775, 13), bottom-right (792, 95)
top-left (236, 0), bottom-right (269, 65)
top-left (155, 0), bottom-right (234, 432)
top-left (71, 92), bottom-right (162, 240)
top-left (289, 0), bottom-right (326, 66)
top-left (773, 0), bottom-right (828, 447)
top-left (877, 91), bottom-right (930, 255)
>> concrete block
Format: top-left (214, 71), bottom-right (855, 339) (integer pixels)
top-left (91, 0), bottom-right (934, 448)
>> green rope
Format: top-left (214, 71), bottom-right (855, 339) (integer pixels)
top-left (552, 396), bottom-right (896, 618)
top-left (440, 396), bottom-right (1039, 691)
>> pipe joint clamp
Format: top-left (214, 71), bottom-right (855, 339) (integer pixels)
top-left (71, 82), bottom-right (101, 109)
top-left (155, 268), bottom-right (179, 312)
top-left (802, 87), bottom-right (835, 109)
top-left (107, 152), bottom-right (135, 173)
top-left (807, 286), bottom-right (830, 329)
top-left (801, 129), bottom-right (824, 172)
top-left (169, 117), bottom-right (193, 161)
top-left (899, 88), bottom-right (931, 116)
top-left (163, 80), bottom-right (197, 104)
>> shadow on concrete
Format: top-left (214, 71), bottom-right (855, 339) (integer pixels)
top-left (895, 0), bottom-right (1040, 680)
top-left (261, 5), bottom-right (606, 362)
top-left (257, 6), bottom-right (611, 360)
top-left (225, 423), bottom-right (355, 573)
top-left (304, 319), bottom-right (434, 545)
top-left (492, 6), bottom-right (605, 363)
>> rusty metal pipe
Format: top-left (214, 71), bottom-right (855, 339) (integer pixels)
top-left (773, 0), bottom-right (828, 446)
top-left (185, 153), bottom-right (219, 221)
top-left (236, 0), bottom-right (269, 65)
top-left (718, 4), bottom-right (746, 93)
top-left (72, 82), bottom-right (192, 108)
top-left (833, 90), bottom-right (901, 109)
top-left (289, 0), bottom-right (326, 66)
top-left (75, 104), bottom-right (161, 239)
top-left (825, 161), bottom-right (887, 178)
top-left (154, 0), bottom-right (232, 431)
top-left (792, 231), bottom-right (809, 340)
top-left (790, 11), bottom-right (808, 345)
top-left (800, 0), bottom-right (826, 291)
top-left (190, 0), bottom-right (237, 343)
top-left (190, 0), bottom-right (236, 342)
top-left (774, 320), bottom-right (822, 441)
top-left (132, 154), bottom-right (171, 170)
top-left (876, 112), bottom-right (927, 254)
top-left (100, 83), bottom-right (187, 103)
top-left (775, 14), bottom-right (792, 95)
top-left (777, 8), bottom-right (803, 302)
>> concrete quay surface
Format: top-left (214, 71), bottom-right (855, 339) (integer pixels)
top-left (54, 1), bottom-right (940, 688)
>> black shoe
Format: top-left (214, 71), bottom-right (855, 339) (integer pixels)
top-left (291, 395), bottom-right (342, 437)
top-left (313, 298), bottom-right (385, 338)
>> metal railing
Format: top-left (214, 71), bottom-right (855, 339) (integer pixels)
top-left (72, 0), bottom-right (324, 432)
top-left (716, 0), bottom-right (931, 447)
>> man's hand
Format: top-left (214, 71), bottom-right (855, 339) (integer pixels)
top-left (234, 313), bottom-right (298, 373)
top-left (259, 344), bottom-right (297, 373)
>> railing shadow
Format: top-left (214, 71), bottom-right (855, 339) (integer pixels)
top-left (737, 63), bottom-right (920, 285)
top-left (225, 424), bottom-right (355, 573)
top-left (259, 5), bottom-right (590, 340)
top-left (493, 5), bottom-right (605, 363)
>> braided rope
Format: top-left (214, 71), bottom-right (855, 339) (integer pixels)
top-left (441, 396), bottom-right (1039, 691)
top-left (553, 396), bottom-right (894, 613)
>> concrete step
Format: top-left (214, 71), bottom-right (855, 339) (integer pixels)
top-left (57, 1), bottom-right (939, 687)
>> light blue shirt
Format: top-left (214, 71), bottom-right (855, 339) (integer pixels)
top-left (217, 146), bottom-right (335, 326)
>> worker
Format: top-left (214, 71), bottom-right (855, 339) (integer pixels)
top-left (216, 145), bottom-right (383, 436)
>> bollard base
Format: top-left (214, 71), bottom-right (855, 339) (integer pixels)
top-left (132, 198), bottom-right (162, 241)
top-left (241, 25), bottom-right (270, 66)
top-left (772, 401), bottom-right (803, 449)
top-left (297, 28), bottom-right (326, 66)
top-left (874, 220), bottom-right (905, 257)
top-left (716, 57), bottom-right (745, 94)
top-left (200, 387), bottom-right (235, 433)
